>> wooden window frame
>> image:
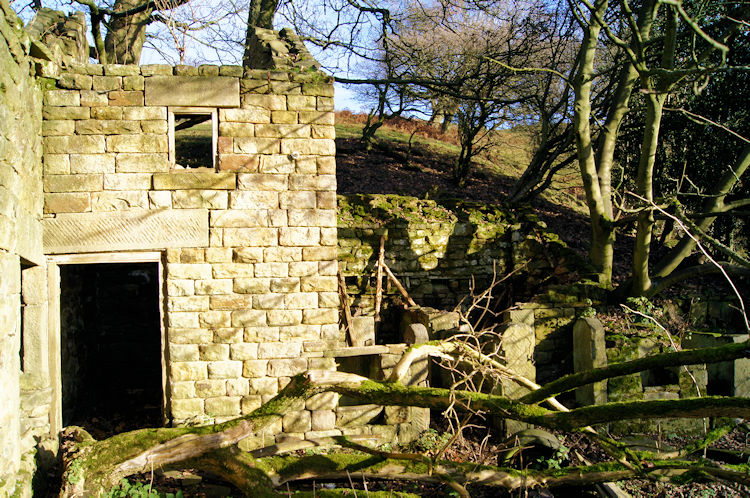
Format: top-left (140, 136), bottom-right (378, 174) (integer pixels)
top-left (167, 106), bottom-right (218, 170)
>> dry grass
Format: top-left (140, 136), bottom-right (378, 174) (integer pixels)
top-left (334, 111), bottom-right (587, 216)
top-left (336, 110), bottom-right (460, 145)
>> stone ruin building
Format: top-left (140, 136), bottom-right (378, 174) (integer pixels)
top-left (3, 5), bottom-right (749, 497)
top-left (1, 6), bottom-right (424, 495)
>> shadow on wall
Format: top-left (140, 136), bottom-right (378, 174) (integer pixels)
top-left (337, 194), bottom-right (588, 343)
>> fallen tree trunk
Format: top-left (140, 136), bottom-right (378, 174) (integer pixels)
top-left (60, 370), bottom-right (750, 496)
top-left (59, 375), bottom-right (326, 496)
top-left (184, 450), bottom-right (750, 492)
top-left (312, 370), bottom-right (750, 430)
top-left (522, 339), bottom-right (750, 404)
top-left (258, 452), bottom-right (750, 489)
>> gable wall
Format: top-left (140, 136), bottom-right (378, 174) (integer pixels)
top-left (41, 63), bottom-right (342, 434)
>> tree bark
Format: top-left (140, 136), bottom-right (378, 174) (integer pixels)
top-left (59, 363), bottom-right (750, 495)
top-left (653, 145), bottom-right (750, 279)
top-left (103, 0), bottom-right (152, 64)
top-left (247, 0), bottom-right (278, 29)
top-left (521, 338), bottom-right (750, 404)
top-left (59, 374), bottom-right (325, 496)
top-left (631, 93), bottom-right (666, 295)
top-left (572, 0), bottom-right (618, 287)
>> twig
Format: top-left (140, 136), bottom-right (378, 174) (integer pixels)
top-left (383, 263), bottom-right (417, 307)
top-left (346, 470), bottom-right (358, 497)
top-left (621, 304), bottom-right (703, 400)
top-left (664, 107), bottom-right (750, 144)
top-left (629, 192), bottom-right (749, 332)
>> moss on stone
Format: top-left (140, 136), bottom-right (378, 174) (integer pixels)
top-left (337, 194), bottom-right (458, 227)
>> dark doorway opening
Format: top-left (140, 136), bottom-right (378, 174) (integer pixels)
top-left (60, 262), bottom-right (163, 438)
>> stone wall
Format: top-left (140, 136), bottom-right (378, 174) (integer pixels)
top-left (337, 195), bottom-right (586, 318)
top-left (605, 325), bottom-right (709, 435)
top-left (26, 8), bottom-right (88, 67)
top-left (0, 2), bottom-right (50, 496)
top-left (40, 61), bottom-right (341, 440)
top-left (506, 293), bottom-right (601, 386)
top-left (569, 306), bottom-right (749, 435)
top-left (335, 194), bottom-right (599, 391)
top-left (244, 27), bottom-right (320, 70)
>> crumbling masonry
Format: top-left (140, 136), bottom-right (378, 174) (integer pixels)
top-left (0, 6), bottom-right (423, 496)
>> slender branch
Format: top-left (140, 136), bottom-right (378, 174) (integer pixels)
top-left (659, 0), bottom-right (730, 54)
top-left (324, 374), bottom-right (750, 430)
top-left (663, 107), bottom-right (750, 144)
top-left (482, 56), bottom-right (571, 85)
top-left (621, 304), bottom-right (703, 396)
top-left (679, 420), bottom-right (741, 457)
top-left (333, 76), bottom-right (530, 104)
top-left (630, 192), bottom-right (749, 331)
top-left (648, 263), bottom-right (750, 297)
top-left (73, 0), bottom-right (190, 18)
top-left (255, 450), bottom-right (750, 490)
top-left (673, 208), bottom-right (750, 267)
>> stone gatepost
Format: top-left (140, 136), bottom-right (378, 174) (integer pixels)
top-left (684, 332), bottom-right (750, 398)
top-left (573, 317), bottom-right (608, 406)
top-left (497, 322), bottom-right (536, 437)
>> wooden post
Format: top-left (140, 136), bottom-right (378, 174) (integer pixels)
top-left (383, 263), bottom-right (417, 308)
top-left (337, 270), bottom-right (355, 345)
top-left (374, 233), bottom-right (386, 327)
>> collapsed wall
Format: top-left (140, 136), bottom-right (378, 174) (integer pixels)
top-left (337, 194), bottom-right (585, 312)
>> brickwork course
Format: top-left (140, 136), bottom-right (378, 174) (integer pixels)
top-left (42, 65), bottom-right (342, 430)
top-left (0, 4), bottom-right (351, 493)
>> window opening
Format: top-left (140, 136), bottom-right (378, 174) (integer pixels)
top-left (19, 260), bottom-right (33, 372)
top-left (168, 107), bottom-right (217, 169)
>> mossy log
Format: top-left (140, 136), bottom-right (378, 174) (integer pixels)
top-left (59, 375), bottom-right (326, 496)
top-left (522, 339), bottom-right (750, 404)
top-left (258, 453), bottom-right (750, 489)
top-left (59, 370), bottom-right (750, 495)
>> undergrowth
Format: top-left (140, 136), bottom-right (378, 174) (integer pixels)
top-left (105, 478), bottom-right (186, 498)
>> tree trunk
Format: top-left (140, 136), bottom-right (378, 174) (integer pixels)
top-left (103, 0), bottom-right (152, 65)
top-left (59, 361), bottom-right (750, 495)
top-left (631, 93), bottom-right (666, 295)
top-left (521, 337), bottom-right (750, 403)
top-left (454, 141), bottom-right (473, 186)
top-left (653, 145), bottom-right (750, 279)
top-left (362, 114), bottom-right (386, 150)
top-left (247, 0), bottom-right (279, 29)
top-left (572, 0), bottom-right (616, 287)
top-left (59, 375), bottom-right (324, 496)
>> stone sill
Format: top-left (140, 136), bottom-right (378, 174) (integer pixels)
top-left (326, 344), bottom-right (407, 357)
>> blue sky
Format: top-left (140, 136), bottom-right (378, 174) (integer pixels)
top-left (333, 84), bottom-right (363, 113)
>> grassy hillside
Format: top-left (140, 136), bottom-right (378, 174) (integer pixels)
top-left (173, 111), bottom-right (592, 254)
top-left (334, 112), bottom-right (587, 214)
top-left (334, 112), bottom-right (591, 255)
